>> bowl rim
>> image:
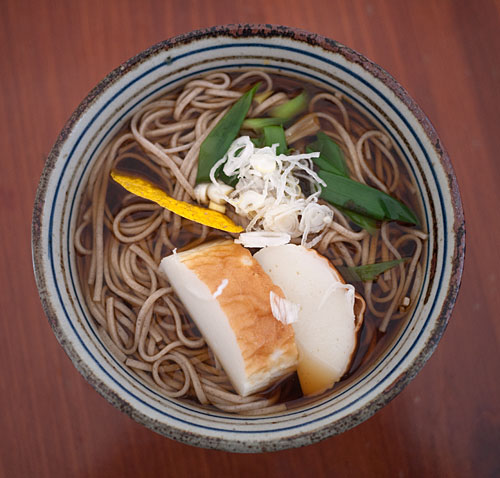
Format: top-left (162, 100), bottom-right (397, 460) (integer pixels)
top-left (32, 23), bottom-right (465, 452)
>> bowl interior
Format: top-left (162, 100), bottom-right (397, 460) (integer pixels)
top-left (33, 28), bottom-right (461, 452)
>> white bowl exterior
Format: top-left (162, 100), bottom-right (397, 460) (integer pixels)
top-left (35, 33), bottom-right (458, 450)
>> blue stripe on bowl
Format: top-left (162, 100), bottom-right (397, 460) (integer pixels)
top-left (47, 42), bottom-right (447, 434)
top-left (58, 55), bottom-right (443, 426)
top-left (69, 64), bottom-right (431, 420)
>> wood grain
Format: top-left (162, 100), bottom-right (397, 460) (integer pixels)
top-left (1, 0), bottom-right (499, 476)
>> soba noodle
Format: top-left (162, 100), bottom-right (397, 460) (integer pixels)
top-left (75, 70), bottom-right (426, 413)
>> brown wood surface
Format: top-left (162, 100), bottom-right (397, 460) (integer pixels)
top-left (1, 0), bottom-right (499, 476)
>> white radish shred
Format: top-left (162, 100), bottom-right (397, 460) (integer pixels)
top-left (222, 136), bottom-right (255, 176)
top-left (201, 136), bottom-right (334, 247)
top-left (299, 202), bottom-right (333, 248)
top-left (269, 291), bottom-right (300, 325)
top-left (235, 231), bottom-right (291, 248)
top-left (212, 278), bottom-right (229, 299)
top-left (318, 281), bottom-right (355, 311)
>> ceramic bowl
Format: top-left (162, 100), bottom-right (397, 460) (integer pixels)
top-left (32, 24), bottom-right (465, 452)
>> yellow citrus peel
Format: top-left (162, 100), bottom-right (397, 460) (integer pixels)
top-left (110, 170), bottom-right (244, 233)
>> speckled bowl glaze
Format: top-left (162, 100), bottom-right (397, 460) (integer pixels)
top-left (32, 24), bottom-right (465, 452)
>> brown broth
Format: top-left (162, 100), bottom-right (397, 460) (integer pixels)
top-left (76, 71), bottom-right (425, 413)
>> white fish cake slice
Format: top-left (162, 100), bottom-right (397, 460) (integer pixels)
top-left (160, 240), bottom-right (298, 397)
top-left (254, 244), bottom-right (365, 396)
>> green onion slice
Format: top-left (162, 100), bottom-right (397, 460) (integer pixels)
top-left (308, 132), bottom-right (350, 177)
top-left (270, 91), bottom-right (307, 120)
top-left (338, 258), bottom-right (406, 282)
top-left (263, 125), bottom-right (288, 155)
top-left (242, 117), bottom-right (285, 130)
top-left (196, 83), bottom-right (260, 184)
top-left (337, 207), bottom-right (379, 235)
top-left (318, 170), bottom-right (419, 225)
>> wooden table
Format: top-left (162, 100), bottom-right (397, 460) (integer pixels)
top-left (1, 1), bottom-right (498, 476)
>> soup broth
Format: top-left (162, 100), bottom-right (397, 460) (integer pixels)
top-left (75, 70), bottom-right (426, 414)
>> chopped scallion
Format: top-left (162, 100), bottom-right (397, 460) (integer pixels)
top-left (196, 83), bottom-right (260, 184)
top-left (307, 132), bottom-right (349, 177)
top-left (338, 258), bottom-right (406, 282)
top-left (337, 207), bottom-right (378, 235)
top-left (318, 170), bottom-right (419, 225)
top-left (242, 117), bottom-right (285, 130)
top-left (263, 125), bottom-right (288, 155)
top-left (270, 91), bottom-right (307, 120)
